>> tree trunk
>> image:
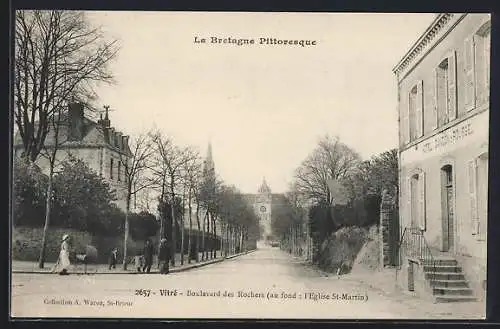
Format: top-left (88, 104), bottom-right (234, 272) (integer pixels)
top-left (188, 191), bottom-right (192, 264)
top-left (195, 203), bottom-right (201, 262)
top-left (212, 217), bottom-right (216, 259)
top-left (201, 210), bottom-right (206, 261)
top-left (221, 222), bottom-right (225, 258)
top-left (123, 196), bottom-right (131, 270)
top-left (170, 188), bottom-right (176, 267)
top-left (181, 194), bottom-right (185, 266)
top-left (158, 185), bottom-right (166, 261)
top-left (239, 228), bottom-right (243, 253)
top-left (206, 210), bottom-right (211, 259)
top-left (38, 167), bottom-right (54, 269)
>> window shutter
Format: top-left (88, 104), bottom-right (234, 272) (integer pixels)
top-left (418, 172), bottom-right (426, 231)
top-left (447, 51), bottom-right (457, 120)
top-left (407, 176), bottom-right (412, 228)
top-left (468, 159), bottom-right (479, 235)
top-left (416, 80), bottom-right (424, 138)
top-left (474, 34), bottom-right (487, 107)
top-left (432, 68), bottom-right (439, 130)
top-left (402, 95), bottom-right (410, 144)
top-left (464, 35), bottom-right (476, 111)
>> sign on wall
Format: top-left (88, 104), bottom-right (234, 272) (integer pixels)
top-left (401, 111), bottom-right (488, 165)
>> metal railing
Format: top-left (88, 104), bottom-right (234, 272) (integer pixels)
top-left (398, 226), bottom-right (437, 274)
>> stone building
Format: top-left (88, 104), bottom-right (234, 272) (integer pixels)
top-left (243, 178), bottom-right (284, 242)
top-left (13, 103), bottom-right (133, 212)
top-left (394, 14), bottom-right (490, 302)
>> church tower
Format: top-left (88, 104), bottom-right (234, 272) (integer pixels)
top-left (255, 177), bottom-right (272, 241)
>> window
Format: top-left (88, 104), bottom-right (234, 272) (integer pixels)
top-left (475, 24), bottom-right (491, 106)
top-left (110, 158), bottom-right (114, 180)
top-left (408, 81), bottom-right (424, 142)
top-left (435, 52), bottom-right (457, 128)
top-left (469, 153), bottom-right (488, 240)
top-left (117, 161), bottom-right (121, 181)
top-left (464, 21), bottom-right (491, 111)
top-left (407, 171), bottom-right (426, 230)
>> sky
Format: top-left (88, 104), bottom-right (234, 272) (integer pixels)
top-left (86, 12), bottom-right (436, 194)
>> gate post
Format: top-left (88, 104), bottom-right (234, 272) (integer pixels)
top-left (380, 189), bottom-right (396, 268)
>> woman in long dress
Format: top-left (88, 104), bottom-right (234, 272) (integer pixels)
top-left (52, 234), bottom-right (71, 275)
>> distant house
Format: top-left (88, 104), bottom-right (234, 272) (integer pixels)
top-left (394, 14), bottom-right (489, 302)
top-left (13, 103), bottom-right (133, 212)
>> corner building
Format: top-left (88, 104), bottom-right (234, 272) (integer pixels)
top-left (394, 14), bottom-right (489, 301)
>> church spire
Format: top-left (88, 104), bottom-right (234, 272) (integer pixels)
top-left (203, 141), bottom-right (215, 173)
top-left (258, 176), bottom-right (271, 194)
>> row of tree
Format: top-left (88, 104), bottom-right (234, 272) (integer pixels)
top-left (13, 10), bottom-right (261, 269)
top-left (272, 135), bottom-right (398, 261)
top-left (121, 130), bottom-right (262, 269)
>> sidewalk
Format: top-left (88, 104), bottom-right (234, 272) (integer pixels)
top-left (341, 269), bottom-right (485, 319)
top-left (12, 249), bottom-right (256, 275)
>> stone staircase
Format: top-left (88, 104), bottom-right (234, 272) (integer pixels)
top-left (423, 257), bottom-right (476, 302)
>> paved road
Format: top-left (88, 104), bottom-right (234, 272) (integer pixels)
top-left (11, 246), bottom-right (484, 319)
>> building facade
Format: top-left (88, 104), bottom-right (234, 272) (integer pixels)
top-left (255, 178), bottom-right (273, 241)
top-left (13, 103), bottom-right (133, 212)
top-left (394, 14), bottom-right (490, 301)
top-left (243, 178), bottom-right (277, 242)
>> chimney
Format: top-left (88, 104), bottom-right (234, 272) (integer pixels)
top-left (68, 103), bottom-right (84, 141)
top-left (122, 135), bottom-right (129, 151)
top-left (103, 127), bottom-right (110, 144)
top-left (109, 127), bottom-right (116, 146)
top-left (115, 131), bottom-right (123, 149)
top-left (100, 105), bottom-right (111, 128)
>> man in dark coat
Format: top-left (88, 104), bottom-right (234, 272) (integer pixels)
top-left (108, 248), bottom-right (118, 270)
top-left (142, 239), bottom-right (154, 273)
top-left (158, 238), bottom-right (170, 274)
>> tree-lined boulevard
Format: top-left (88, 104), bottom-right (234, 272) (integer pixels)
top-left (11, 10), bottom-right (487, 320)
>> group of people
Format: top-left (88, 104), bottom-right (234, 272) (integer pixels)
top-left (113, 238), bottom-right (171, 274)
top-left (52, 234), bottom-right (171, 275)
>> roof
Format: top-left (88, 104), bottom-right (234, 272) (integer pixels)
top-left (392, 13), bottom-right (466, 80)
top-left (13, 108), bottom-right (132, 157)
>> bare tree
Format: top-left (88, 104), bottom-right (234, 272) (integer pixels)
top-left (14, 10), bottom-right (119, 163)
top-left (119, 132), bottom-right (155, 270)
top-left (36, 103), bottom-right (67, 268)
top-left (293, 135), bottom-right (361, 205)
top-left (150, 131), bottom-right (191, 267)
top-left (181, 149), bottom-right (202, 264)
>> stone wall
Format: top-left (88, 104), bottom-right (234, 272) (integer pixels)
top-left (12, 226), bottom-right (146, 264)
top-left (380, 191), bottom-right (399, 267)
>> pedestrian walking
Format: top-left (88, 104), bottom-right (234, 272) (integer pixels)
top-left (142, 239), bottom-right (154, 273)
top-left (108, 248), bottom-right (118, 270)
top-left (158, 238), bottom-right (170, 274)
top-left (51, 234), bottom-right (72, 275)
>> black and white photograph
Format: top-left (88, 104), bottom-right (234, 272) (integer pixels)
top-left (10, 11), bottom-right (490, 319)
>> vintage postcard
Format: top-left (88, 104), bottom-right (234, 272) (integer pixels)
top-left (10, 11), bottom-right (489, 320)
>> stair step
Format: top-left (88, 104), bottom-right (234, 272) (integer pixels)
top-left (423, 265), bottom-right (462, 273)
top-left (435, 295), bottom-right (477, 303)
top-left (423, 259), bottom-right (458, 266)
top-left (425, 272), bottom-right (465, 280)
top-left (430, 280), bottom-right (469, 288)
top-left (433, 287), bottom-right (474, 296)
